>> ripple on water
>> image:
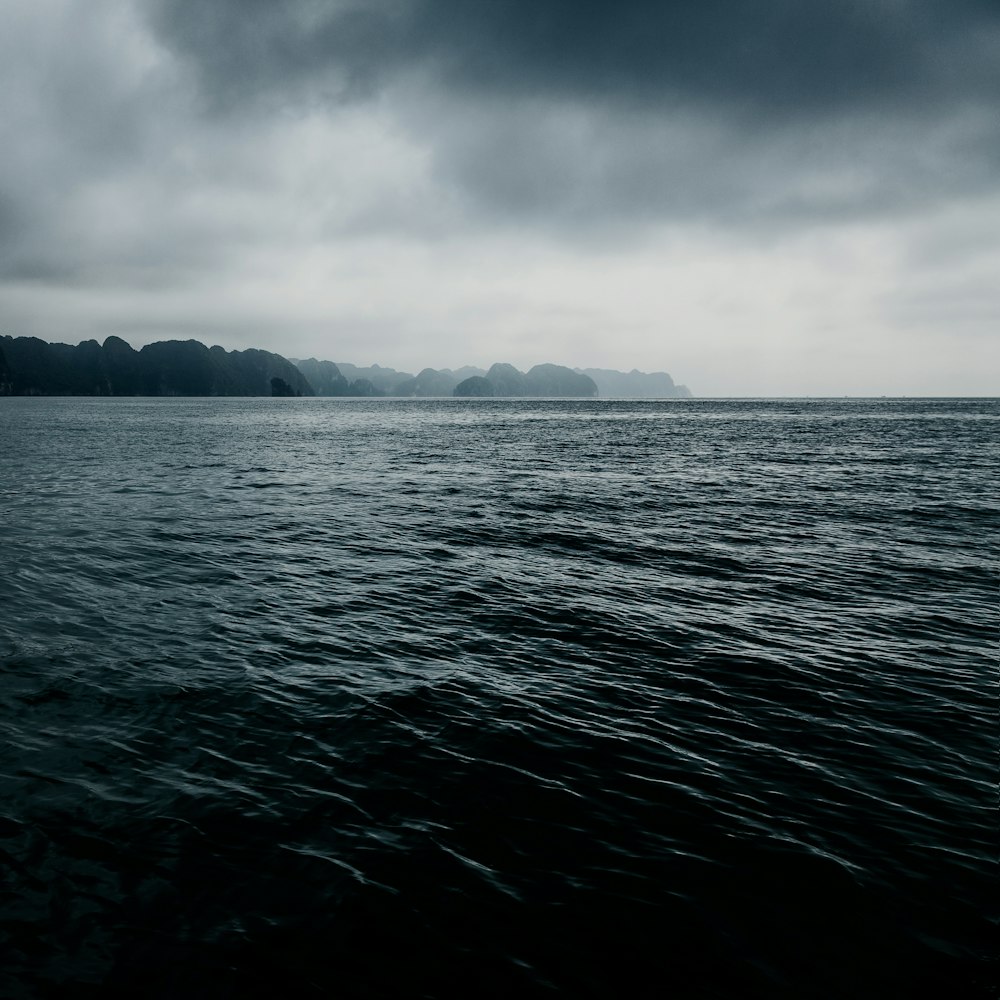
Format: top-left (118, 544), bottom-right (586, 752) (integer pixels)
top-left (0, 397), bottom-right (996, 998)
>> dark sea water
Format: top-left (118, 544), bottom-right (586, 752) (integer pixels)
top-left (1, 397), bottom-right (996, 999)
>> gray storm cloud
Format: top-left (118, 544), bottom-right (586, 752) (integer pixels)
top-left (0, 0), bottom-right (997, 394)
top-left (144, 0), bottom-right (999, 223)
top-left (148, 0), bottom-right (998, 116)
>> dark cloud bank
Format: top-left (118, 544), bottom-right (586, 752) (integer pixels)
top-left (147, 0), bottom-right (999, 222)
top-left (152, 0), bottom-right (997, 118)
top-left (0, 1), bottom-right (997, 393)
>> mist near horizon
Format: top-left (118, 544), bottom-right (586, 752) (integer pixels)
top-left (0, 332), bottom-right (692, 399)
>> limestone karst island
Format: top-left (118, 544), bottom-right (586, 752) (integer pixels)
top-left (0, 336), bottom-right (691, 398)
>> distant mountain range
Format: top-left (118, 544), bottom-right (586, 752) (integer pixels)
top-left (452, 363), bottom-right (598, 397)
top-left (577, 368), bottom-right (689, 399)
top-left (0, 335), bottom-right (691, 398)
top-left (290, 359), bottom-right (690, 397)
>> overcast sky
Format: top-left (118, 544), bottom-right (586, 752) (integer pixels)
top-left (1, 0), bottom-right (997, 394)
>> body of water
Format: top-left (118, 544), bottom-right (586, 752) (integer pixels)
top-left (1, 397), bottom-right (996, 997)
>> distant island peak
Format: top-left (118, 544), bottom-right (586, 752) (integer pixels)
top-left (0, 335), bottom-right (692, 398)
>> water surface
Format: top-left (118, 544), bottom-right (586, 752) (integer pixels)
top-left (1, 397), bottom-right (996, 997)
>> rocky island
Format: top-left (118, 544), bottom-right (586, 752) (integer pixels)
top-left (0, 336), bottom-right (312, 397)
top-left (0, 335), bottom-right (692, 398)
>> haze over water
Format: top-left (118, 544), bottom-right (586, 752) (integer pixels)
top-left (1, 397), bottom-right (996, 998)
